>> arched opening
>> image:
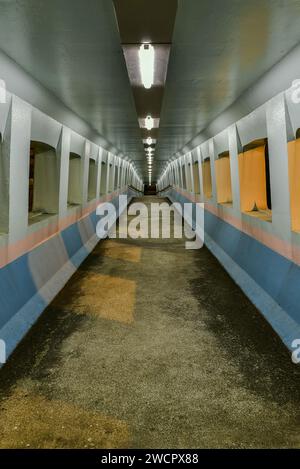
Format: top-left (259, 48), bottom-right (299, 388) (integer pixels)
top-left (88, 158), bottom-right (97, 201)
top-left (238, 138), bottom-right (272, 221)
top-left (173, 166), bottom-right (177, 186)
top-left (182, 165), bottom-right (187, 189)
top-left (100, 162), bottom-right (107, 196)
top-left (202, 157), bottom-right (212, 199)
top-left (288, 130), bottom-right (300, 231)
top-left (192, 161), bottom-right (200, 194)
top-left (68, 152), bottom-right (82, 207)
top-left (114, 164), bottom-right (119, 190)
top-left (215, 151), bottom-right (232, 205)
top-left (29, 141), bottom-right (59, 224)
top-left (186, 162), bottom-right (192, 192)
top-left (108, 163), bottom-right (114, 193)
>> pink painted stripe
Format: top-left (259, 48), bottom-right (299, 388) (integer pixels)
top-left (170, 187), bottom-right (300, 267)
top-left (0, 190), bottom-right (125, 270)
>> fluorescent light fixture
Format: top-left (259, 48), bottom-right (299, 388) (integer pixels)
top-left (145, 115), bottom-right (154, 131)
top-left (146, 137), bottom-right (153, 145)
top-left (139, 44), bottom-right (154, 90)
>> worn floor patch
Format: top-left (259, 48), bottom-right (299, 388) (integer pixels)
top-left (62, 272), bottom-right (136, 324)
top-left (94, 240), bottom-right (142, 263)
top-left (0, 388), bottom-right (129, 449)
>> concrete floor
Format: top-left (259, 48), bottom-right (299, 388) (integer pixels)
top-left (1, 196), bottom-right (300, 448)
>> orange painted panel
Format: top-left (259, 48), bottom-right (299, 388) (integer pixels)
top-left (215, 157), bottom-right (232, 204)
top-left (202, 160), bottom-right (212, 199)
top-left (239, 146), bottom-right (268, 212)
top-left (193, 162), bottom-right (200, 194)
top-left (288, 139), bottom-right (300, 232)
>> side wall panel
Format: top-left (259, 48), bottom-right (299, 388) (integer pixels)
top-left (163, 188), bottom-right (300, 351)
top-left (0, 189), bottom-right (140, 361)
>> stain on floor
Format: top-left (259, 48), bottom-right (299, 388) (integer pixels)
top-left (0, 197), bottom-right (300, 448)
top-left (0, 388), bottom-right (129, 449)
top-left (52, 271), bottom-right (136, 324)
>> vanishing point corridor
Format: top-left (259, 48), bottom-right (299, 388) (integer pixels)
top-left (2, 1), bottom-right (300, 457)
top-left (0, 197), bottom-right (300, 449)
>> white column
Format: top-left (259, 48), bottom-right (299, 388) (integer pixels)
top-left (82, 140), bottom-right (90, 204)
top-left (112, 155), bottom-right (117, 192)
top-left (266, 93), bottom-right (292, 238)
top-left (228, 125), bottom-right (241, 212)
top-left (175, 160), bottom-right (180, 187)
top-left (57, 126), bottom-right (71, 219)
top-left (196, 147), bottom-right (204, 201)
top-left (188, 152), bottom-right (195, 193)
top-left (118, 157), bottom-right (122, 190)
top-left (179, 158), bottom-right (184, 188)
top-left (8, 96), bottom-right (31, 243)
top-left (124, 162), bottom-right (129, 186)
top-left (96, 147), bottom-right (103, 199)
top-left (209, 139), bottom-right (217, 203)
top-left (106, 152), bottom-right (111, 193)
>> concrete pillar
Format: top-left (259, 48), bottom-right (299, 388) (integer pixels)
top-left (209, 139), bottom-right (217, 203)
top-left (57, 126), bottom-right (71, 219)
top-left (266, 93), bottom-right (292, 238)
top-left (179, 158), bottom-right (184, 189)
top-left (228, 125), bottom-right (241, 212)
top-left (196, 147), bottom-right (204, 201)
top-left (188, 152), bottom-right (195, 193)
top-left (96, 147), bottom-right (103, 198)
top-left (82, 140), bottom-right (90, 204)
top-left (106, 153), bottom-right (113, 193)
top-left (8, 96), bottom-right (31, 243)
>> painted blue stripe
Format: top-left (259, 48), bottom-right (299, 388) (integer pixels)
top-left (61, 223), bottom-right (83, 260)
top-left (89, 211), bottom-right (98, 230)
top-left (166, 188), bottom-right (300, 329)
top-left (0, 189), bottom-right (140, 363)
top-left (0, 254), bottom-right (37, 329)
top-left (1, 292), bottom-right (47, 359)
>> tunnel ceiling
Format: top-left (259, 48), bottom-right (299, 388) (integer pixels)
top-left (113, 0), bottom-right (178, 183)
top-left (1, 1), bottom-right (300, 182)
top-left (0, 0), bottom-right (144, 170)
top-left (155, 0), bottom-right (300, 179)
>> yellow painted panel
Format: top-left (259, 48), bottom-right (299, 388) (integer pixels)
top-left (215, 157), bottom-right (232, 204)
top-left (193, 163), bottom-right (200, 194)
top-left (239, 146), bottom-right (268, 212)
top-left (202, 160), bottom-right (212, 199)
top-left (288, 139), bottom-right (300, 232)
